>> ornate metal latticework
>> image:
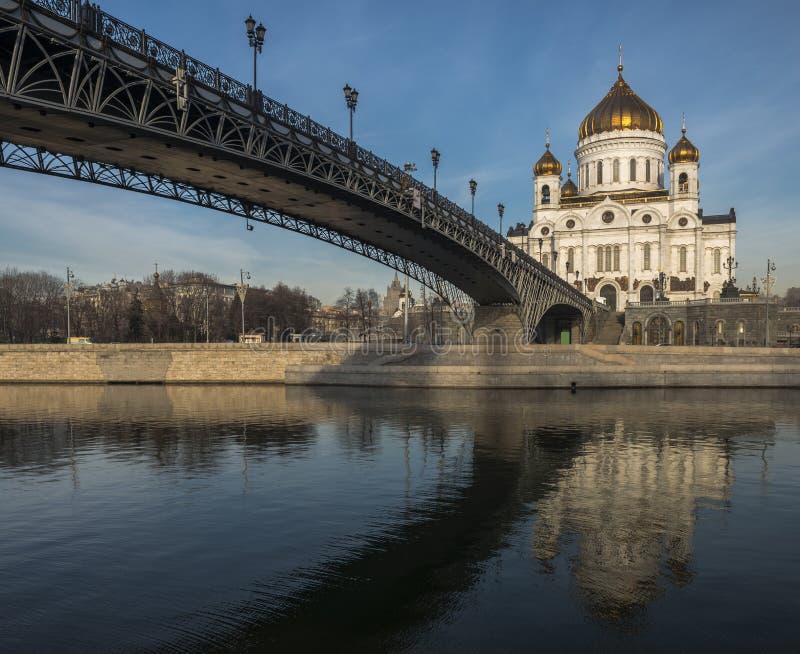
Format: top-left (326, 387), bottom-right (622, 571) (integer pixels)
top-left (0, 0), bottom-right (595, 338)
top-left (0, 140), bottom-right (477, 319)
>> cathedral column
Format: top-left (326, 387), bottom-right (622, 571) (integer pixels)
top-left (628, 224), bottom-right (634, 304)
top-left (581, 228), bottom-right (587, 292)
top-left (694, 227), bottom-right (703, 299)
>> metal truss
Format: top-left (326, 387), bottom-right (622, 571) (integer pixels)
top-left (0, 139), bottom-right (477, 322)
top-left (0, 0), bottom-right (595, 336)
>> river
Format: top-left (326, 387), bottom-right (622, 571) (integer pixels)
top-left (1, 385), bottom-right (798, 652)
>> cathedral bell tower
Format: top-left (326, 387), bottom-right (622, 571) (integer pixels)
top-left (668, 114), bottom-right (700, 201)
top-left (533, 129), bottom-right (562, 214)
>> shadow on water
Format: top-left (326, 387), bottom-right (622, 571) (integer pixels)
top-left (0, 385), bottom-right (796, 652)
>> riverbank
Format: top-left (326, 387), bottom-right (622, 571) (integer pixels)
top-left (286, 344), bottom-right (800, 389)
top-left (1, 343), bottom-right (799, 387)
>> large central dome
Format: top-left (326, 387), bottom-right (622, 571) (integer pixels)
top-left (578, 65), bottom-right (663, 139)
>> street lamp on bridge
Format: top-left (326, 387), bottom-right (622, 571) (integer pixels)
top-left (497, 202), bottom-right (505, 236)
top-left (343, 84), bottom-right (359, 142)
top-left (430, 147), bottom-right (440, 195)
top-left (469, 178), bottom-right (477, 217)
top-left (244, 16), bottom-right (266, 96)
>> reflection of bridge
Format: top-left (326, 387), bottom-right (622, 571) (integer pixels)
top-left (0, 0), bottom-right (594, 339)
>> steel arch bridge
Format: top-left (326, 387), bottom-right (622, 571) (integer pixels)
top-left (0, 0), bottom-right (595, 339)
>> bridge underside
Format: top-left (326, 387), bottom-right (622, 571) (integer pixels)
top-left (0, 100), bottom-right (516, 306)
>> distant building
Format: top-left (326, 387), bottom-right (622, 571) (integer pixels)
top-left (381, 272), bottom-right (413, 317)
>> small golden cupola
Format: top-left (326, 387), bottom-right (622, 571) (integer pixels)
top-left (669, 115), bottom-right (700, 164)
top-left (534, 130), bottom-right (562, 177)
top-left (561, 161), bottom-right (578, 197)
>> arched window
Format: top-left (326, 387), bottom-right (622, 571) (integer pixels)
top-left (597, 161), bottom-right (603, 184)
top-left (542, 184), bottom-right (550, 204)
top-left (658, 162), bottom-right (664, 187)
top-left (613, 245), bottom-right (620, 271)
top-left (737, 321), bottom-right (745, 346)
top-left (567, 247), bottom-right (575, 273)
top-left (643, 243), bottom-right (651, 270)
top-left (632, 322), bottom-right (643, 345)
top-left (613, 159), bottom-right (620, 182)
top-left (629, 158), bottom-right (637, 181)
top-left (674, 321), bottom-right (685, 346)
top-left (605, 246), bottom-right (612, 272)
top-left (679, 172), bottom-right (689, 193)
top-left (584, 165), bottom-right (589, 188)
top-left (693, 321), bottom-right (701, 345)
top-left (640, 285), bottom-right (654, 303)
top-left (542, 253), bottom-right (549, 269)
top-left (646, 159), bottom-right (651, 182)
top-left (715, 319), bottom-right (725, 345)
top-left (596, 247), bottom-right (603, 272)
top-left (713, 249), bottom-right (721, 274)
top-left (679, 246), bottom-right (688, 272)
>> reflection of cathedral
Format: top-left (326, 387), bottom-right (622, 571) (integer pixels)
top-left (507, 57), bottom-right (736, 310)
top-left (532, 423), bottom-right (732, 620)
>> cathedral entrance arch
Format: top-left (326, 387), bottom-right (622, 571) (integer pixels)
top-left (639, 285), bottom-right (654, 303)
top-left (599, 284), bottom-right (617, 311)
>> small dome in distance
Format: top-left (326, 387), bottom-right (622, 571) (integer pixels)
top-left (669, 116), bottom-right (700, 164)
top-left (561, 161), bottom-right (578, 197)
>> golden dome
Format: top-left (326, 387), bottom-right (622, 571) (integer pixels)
top-left (561, 162), bottom-right (578, 197)
top-left (669, 128), bottom-right (700, 164)
top-left (578, 65), bottom-right (663, 139)
top-left (534, 144), bottom-right (562, 177)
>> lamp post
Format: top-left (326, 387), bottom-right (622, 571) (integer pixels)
top-left (244, 15), bottom-right (266, 97)
top-left (402, 160), bottom-right (417, 343)
top-left (65, 267), bottom-right (74, 342)
top-left (343, 84), bottom-right (359, 143)
top-left (469, 178), bottom-right (477, 217)
top-left (237, 269), bottom-right (251, 339)
top-left (497, 203), bottom-right (505, 236)
top-left (763, 259), bottom-right (776, 347)
top-left (205, 285), bottom-right (210, 344)
top-left (430, 148), bottom-right (440, 192)
top-left (655, 271), bottom-right (667, 301)
top-left (723, 255), bottom-right (738, 285)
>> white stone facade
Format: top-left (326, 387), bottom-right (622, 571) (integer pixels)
top-left (508, 72), bottom-right (737, 312)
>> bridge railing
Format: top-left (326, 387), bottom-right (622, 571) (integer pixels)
top-left (23, 0), bottom-right (588, 307)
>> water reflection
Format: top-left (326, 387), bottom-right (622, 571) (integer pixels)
top-left (532, 427), bottom-right (732, 621)
top-left (0, 385), bottom-right (796, 652)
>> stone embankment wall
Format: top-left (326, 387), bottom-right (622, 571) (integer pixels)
top-left (1, 343), bottom-right (799, 387)
top-left (0, 343), bottom-right (350, 384)
top-left (286, 344), bottom-right (800, 389)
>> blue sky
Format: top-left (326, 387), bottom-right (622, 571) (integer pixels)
top-left (1, 0), bottom-right (798, 301)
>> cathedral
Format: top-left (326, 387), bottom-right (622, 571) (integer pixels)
top-left (506, 58), bottom-right (736, 311)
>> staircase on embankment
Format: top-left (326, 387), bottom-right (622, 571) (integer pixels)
top-left (594, 311), bottom-right (625, 345)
